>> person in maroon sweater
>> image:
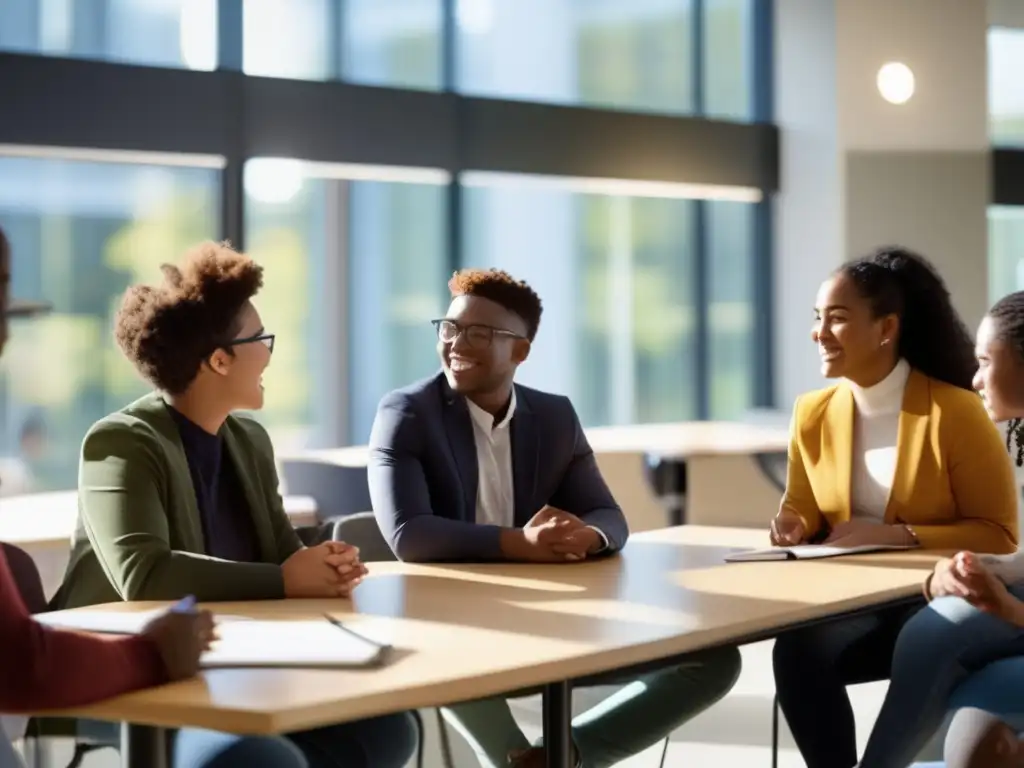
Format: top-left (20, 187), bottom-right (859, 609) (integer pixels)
top-left (0, 227), bottom-right (308, 768)
top-left (0, 545), bottom-right (208, 711)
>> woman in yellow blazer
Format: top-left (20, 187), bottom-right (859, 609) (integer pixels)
top-left (770, 247), bottom-right (1019, 768)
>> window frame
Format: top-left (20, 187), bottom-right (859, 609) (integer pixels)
top-left (0, 0), bottom-right (778, 445)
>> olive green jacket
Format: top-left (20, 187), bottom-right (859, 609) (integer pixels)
top-left (53, 392), bottom-right (302, 610)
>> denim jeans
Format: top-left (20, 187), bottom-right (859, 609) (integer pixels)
top-left (174, 731), bottom-right (309, 768)
top-left (772, 600), bottom-right (923, 768)
top-left (859, 584), bottom-right (1024, 768)
top-left (76, 712), bottom-right (417, 768)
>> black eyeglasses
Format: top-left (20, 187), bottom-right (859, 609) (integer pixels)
top-left (431, 319), bottom-right (522, 349)
top-left (226, 332), bottom-right (275, 353)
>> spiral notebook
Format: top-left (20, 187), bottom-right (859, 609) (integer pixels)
top-left (724, 543), bottom-right (916, 562)
top-left (36, 611), bottom-right (391, 669)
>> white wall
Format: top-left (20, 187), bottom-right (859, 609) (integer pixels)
top-left (773, 0), bottom-right (989, 410)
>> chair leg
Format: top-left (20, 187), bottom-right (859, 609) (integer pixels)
top-left (658, 736), bottom-right (670, 768)
top-left (771, 692), bottom-right (779, 768)
top-left (434, 708), bottom-right (455, 768)
top-left (65, 743), bottom-right (109, 768)
top-left (409, 710), bottom-right (424, 768)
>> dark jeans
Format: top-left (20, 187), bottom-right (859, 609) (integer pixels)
top-left (85, 712), bottom-right (418, 768)
top-left (772, 599), bottom-right (924, 768)
top-left (286, 713), bottom-right (418, 768)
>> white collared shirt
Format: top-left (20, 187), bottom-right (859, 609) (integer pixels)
top-left (465, 391), bottom-right (517, 528)
top-left (464, 391), bottom-right (608, 551)
top-left (848, 358), bottom-right (911, 522)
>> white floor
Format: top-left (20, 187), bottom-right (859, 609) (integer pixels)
top-left (21, 640), bottom-right (945, 768)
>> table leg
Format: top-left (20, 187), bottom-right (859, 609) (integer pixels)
top-left (543, 681), bottom-right (573, 768)
top-left (121, 723), bottom-right (167, 768)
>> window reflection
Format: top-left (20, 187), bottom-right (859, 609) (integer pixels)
top-left (243, 0), bottom-right (329, 80)
top-left (0, 152), bottom-right (219, 491)
top-left (462, 177), bottom-right (703, 426)
top-left (244, 160), bottom-right (448, 448)
top-left (707, 200), bottom-right (755, 418)
top-left (703, 0), bottom-right (753, 121)
top-left (458, 0), bottom-right (696, 115)
top-left (990, 28), bottom-right (1024, 147)
top-left (0, 0), bottom-right (217, 71)
top-left (343, 0), bottom-right (442, 90)
top-left (989, 206), bottom-right (1024, 301)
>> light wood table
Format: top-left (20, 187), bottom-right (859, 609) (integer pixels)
top-left (37, 526), bottom-right (939, 768)
top-left (584, 421), bottom-right (789, 458)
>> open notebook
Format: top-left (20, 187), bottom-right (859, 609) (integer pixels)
top-left (35, 611), bottom-right (391, 669)
top-left (724, 543), bottom-right (916, 562)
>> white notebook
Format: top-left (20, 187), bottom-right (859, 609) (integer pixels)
top-left (35, 611), bottom-right (390, 669)
top-left (724, 543), bottom-right (916, 562)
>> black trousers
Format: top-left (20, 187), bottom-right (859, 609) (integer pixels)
top-left (772, 599), bottom-right (925, 768)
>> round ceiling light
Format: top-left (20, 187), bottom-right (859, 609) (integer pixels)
top-left (877, 61), bottom-right (915, 105)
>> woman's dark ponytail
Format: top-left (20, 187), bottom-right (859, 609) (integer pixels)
top-left (839, 247), bottom-right (976, 391)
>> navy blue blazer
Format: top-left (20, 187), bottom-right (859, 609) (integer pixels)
top-left (368, 373), bottom-right (629, 562)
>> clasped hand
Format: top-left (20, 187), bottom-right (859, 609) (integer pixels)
top-left (515, 505), bottom-right (601, 563)
top-left (282, 541), bottom-right (368, 598)
top-left (930, 552), bottom-right (1024, 626)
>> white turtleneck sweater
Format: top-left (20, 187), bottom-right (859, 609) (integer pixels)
top-left (848, 358), bottom-right (911, 522)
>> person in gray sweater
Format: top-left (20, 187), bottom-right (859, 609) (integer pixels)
top-left (857, 290), bottom-right (1024, 768)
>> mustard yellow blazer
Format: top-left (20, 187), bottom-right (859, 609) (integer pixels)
top-left (784, 368), bottom-right (1019, 553)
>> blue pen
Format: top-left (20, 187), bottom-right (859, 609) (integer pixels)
top-left (171, 595), bottom-right (197, 614)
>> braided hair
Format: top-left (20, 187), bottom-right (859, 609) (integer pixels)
top-left (989, 291), bottom-right (1024, 466)
top-left (837, 246), bottom-right (976, 391)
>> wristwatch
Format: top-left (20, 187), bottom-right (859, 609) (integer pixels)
top-left (901, 523), bottom-right (920, 546)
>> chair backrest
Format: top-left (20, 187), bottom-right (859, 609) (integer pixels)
top-left (1, 542), bottom-right (48, 614)
top-left (593, 451), bottom-right (669, 533)
top-left (278, 459), bottom-right (372, 523)
top-left (754, 451), bottom-right (788, 493)
top-left (330, 512), bottom-right (396, 562)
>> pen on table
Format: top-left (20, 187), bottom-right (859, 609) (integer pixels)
top-left (171, 595), bottom-right (197, 614)
top-left (323, 613), bottom-right (391, 650)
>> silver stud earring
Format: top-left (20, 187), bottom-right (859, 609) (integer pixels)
top-left (881, 339), bottom-right (890, 347)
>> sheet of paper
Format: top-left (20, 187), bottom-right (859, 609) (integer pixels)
top-left (34, 612), bottom-right (389, 668)
top-left (34, 608), bottom-right (166, 634)
top-left (200, 621), bottom-right (387, 668)
top-left (35, 610), bottom-right (248, 634)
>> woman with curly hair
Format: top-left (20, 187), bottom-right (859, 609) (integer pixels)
top-left (52, 241), bottom-right (417, 768)
top-left (767, 247), bottom-right (1019, 768)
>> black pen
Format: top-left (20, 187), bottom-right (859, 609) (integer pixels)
top-left (323, 613), bottom-right (392, 651)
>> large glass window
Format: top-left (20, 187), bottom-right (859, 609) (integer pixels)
top-left (242, 0), bottom-right (443, 89)
top-left (462, 175), bottom-right (700, 426)
top-left (343, 0), bottom-right (443, 90)
top-left (458, 0), bottom-right (695, 115)
top-left (989, 27), bottom-right (1024, 147)
top-left (244, 160), bottom-right (448, 448)
top-left (707, 200), bottom-right (755, 418)
top-left (0, 151), bottom-right (219, 493)
top-left (703, 0), bottom-right (754, 121)
top-left (0, 0), bottom-right (217, 70)
top-left (243, 0), bottom-right (330, 80)
top-left (347, 177), bottom-right (448, 441)
top-left (989, 206), bottom-right (1024, 302)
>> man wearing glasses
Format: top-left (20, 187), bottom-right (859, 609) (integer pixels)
top-left (368, 267), bottom-right (741, 768)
